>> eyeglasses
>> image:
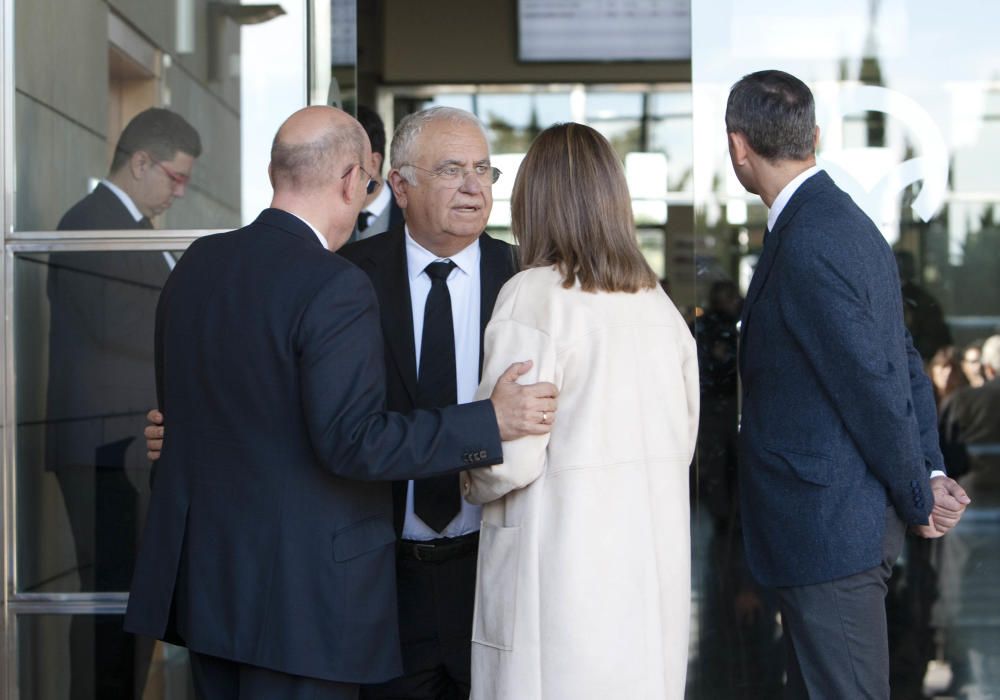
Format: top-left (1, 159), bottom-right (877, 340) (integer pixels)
top-left (402, 163), bottom-right (501, 187)
top-left (342, 163), bottom-right (377, 195)
top-left (153, 160), bottom-right (191, 187)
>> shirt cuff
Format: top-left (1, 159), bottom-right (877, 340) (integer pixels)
top-left (929, 470), bottom-right (946, 479)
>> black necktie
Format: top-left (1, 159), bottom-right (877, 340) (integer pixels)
top-left (413, 260), bottom-right (460, 532)
top-left (357, 210), bottom-right (371, 233)
top-left (138, 216), bottom-right (153, 229)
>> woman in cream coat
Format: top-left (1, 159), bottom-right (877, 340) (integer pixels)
top-left (463, 123), bottom-right (699, 699)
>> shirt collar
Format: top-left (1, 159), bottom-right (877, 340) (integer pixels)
top-left (287, 211), bottom-right (329, 250)
top-left (404, 226), bottom-right (480, 282)
top-left (364, 181), bottom-right (392, 218)
top-left (101, 180), bottom-right (144, 223)
top-left (767, 165), bottom-right (821, 232)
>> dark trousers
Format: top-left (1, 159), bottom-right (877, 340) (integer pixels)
top-left (56, 465), bottom-right (148, 699)
top-left (362, 533), bottom-right (478, 700)
top-left (776, 507), bottom-right (906, 700)
top-left (189, 652), bottom-right (359, 700)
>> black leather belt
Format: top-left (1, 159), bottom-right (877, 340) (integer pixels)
top-left (397, 531), bottom-right (479, 562)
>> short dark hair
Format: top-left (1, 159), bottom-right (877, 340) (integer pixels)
top-left (110, 108), bottom-right (202, 174)
top-left (725, 70), bottom-right (815, 161)
top-left (356, 105), bottom-right (386, 160)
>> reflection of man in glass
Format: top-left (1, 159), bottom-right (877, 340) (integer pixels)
top-left (48, 107), bottom-right (200, 699)
top-left (58, 108), bottom-right (201, 230)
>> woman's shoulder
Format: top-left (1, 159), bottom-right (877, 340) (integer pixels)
top-left (491, 266), bottom-right (564, 324)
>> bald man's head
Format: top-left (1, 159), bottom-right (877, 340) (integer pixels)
top-left (269, 106), bottom-right (368, 193)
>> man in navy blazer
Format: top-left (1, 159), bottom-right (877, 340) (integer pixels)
top-left (124, 106), bottom-right (557, 699)
top-left (728, 70), bottom-right (970, 698)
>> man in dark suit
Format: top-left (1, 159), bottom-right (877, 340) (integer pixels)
top-left (340, 106), bottom-right (516, 700)
top-left (351, 105), bottom-right (405, 241)
top-left (125, 106), bottom-right (556, 700)
top-left (728, 70), bottom-right (970, 698)
top-left (48, 107), bottom-right (200, 699)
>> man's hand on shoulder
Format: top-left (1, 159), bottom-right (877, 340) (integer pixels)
top-left (145, 409), bottom-right (164, 461)
top-left (912, 475), bottom-right (971, 538)
top-left (490, 361), bottom-right (559, 441)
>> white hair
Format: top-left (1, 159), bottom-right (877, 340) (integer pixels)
top-left (981, 335), bottom-right (1000, 373)
top-left (389, 106), bottom-right (489, 183)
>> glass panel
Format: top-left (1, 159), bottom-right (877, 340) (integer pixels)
top-left (14, 250), bottom-right (182, 593)
top-left (690, 1), bottom-right (1000, 697)
top-left (13, 0), bottom-right (314, 232)
top-left (17, 614), bottom-right (193, 699)
top-left (585, 90), bottom-right (644, 159)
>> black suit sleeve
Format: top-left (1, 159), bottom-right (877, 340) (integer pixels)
top-left (298, 264), bottom-right (502, 480)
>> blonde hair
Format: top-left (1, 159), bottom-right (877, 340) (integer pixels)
top-left (512, 122), bottom-right (656, 293)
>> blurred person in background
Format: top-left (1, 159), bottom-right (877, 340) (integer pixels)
top-left (928, 346), bottom-right (970, 410)
top-left (960, 339), bottom-right (987, 389)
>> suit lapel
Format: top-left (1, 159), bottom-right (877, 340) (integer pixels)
top-left (478, 234), bottom-right (518, 378)
top-left (375, 229), bottom-right (419, 405)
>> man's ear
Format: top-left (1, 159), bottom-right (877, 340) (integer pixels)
top-left (387, 169), bottom-right (408, 208)
top-left (340, 163), bottom-right (362, 205)
top-left (728, 131), bottom-right (749, 165)
top-left (129, 150), bottom-right (151, 179)
top-left (813, 125), bottom-right (821, 151)
top-left (267, 162), bottom-right (275, 189)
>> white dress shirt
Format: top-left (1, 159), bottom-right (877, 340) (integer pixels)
top-left (402, 228), bottom-right (483, 540)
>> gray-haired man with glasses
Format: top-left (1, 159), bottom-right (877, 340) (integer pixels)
top-left (340, 106), bottom-right (518, 700)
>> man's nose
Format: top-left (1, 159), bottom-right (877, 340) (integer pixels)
top-left (458, 171), bottom-right (483, 193)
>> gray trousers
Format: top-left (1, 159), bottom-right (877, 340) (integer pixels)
top-left (776, 507), bottom-right (906, 700)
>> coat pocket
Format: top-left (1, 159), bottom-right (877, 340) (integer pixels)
top-left (472, 522), bottom-right (520, 650)
top-left (764, 445), bottom-right (837, 486)
top-left (332, 516), bottom-right (396, 562)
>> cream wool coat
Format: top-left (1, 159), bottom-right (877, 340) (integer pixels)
top-left (463, 266), bottom-right (699, 700)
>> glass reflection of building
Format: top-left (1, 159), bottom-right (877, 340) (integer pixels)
top-left (0, 0), bottom-right (997, 698)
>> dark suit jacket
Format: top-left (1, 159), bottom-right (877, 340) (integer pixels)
top-left (58, 182), bottom-right (149, 231)
top-left (339, 227), bottom-right (518, 535)
top-left (738, 171), bottom-right (941, 587)
top-left (46, 184), bottom-right (159, 472)
top-left (124, 209), bottom-right (502, 683)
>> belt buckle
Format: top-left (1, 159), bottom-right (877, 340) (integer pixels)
top-left (413, 543), bottom-right (436, 561)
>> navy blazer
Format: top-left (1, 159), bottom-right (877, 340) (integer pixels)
top-left (124, 209), bottom-right (502, 683)
top-left (738, 171), bottom-right (942, 588)
top-left (339, 227), bottom-right (518, 535)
